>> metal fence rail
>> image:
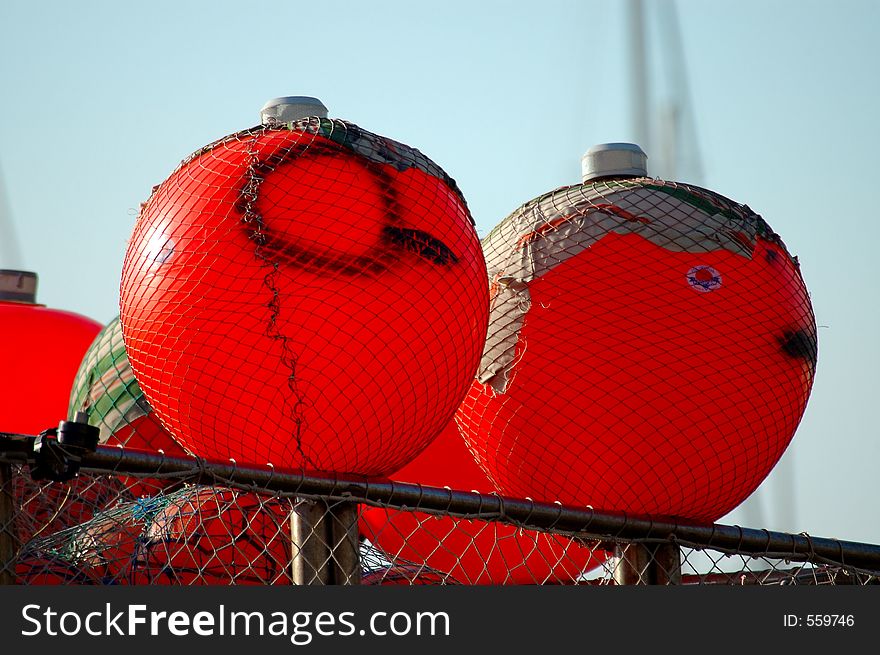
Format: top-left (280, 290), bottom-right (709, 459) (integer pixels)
top-left (2, 435), bottom-right (879, 586)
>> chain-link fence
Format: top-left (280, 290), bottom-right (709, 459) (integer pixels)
top-left (2, 439), bottom-right (878, 586)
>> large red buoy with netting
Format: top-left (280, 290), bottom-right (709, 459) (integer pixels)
top-left (457, 144), bottom-right (817, 522)
top-left (119, 98), bottom-right (488, 475)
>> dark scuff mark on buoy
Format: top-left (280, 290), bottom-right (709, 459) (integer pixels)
top-left (383, 226), bottom-right (458, 266)
top-left (778, 328), bottom-right (818, 373)
top-left (238, 131), bottom-right (316, 470)
top-left (236, 137), bottom-right (457, 275)
top-left (256, 235), bottom-right (391, 277)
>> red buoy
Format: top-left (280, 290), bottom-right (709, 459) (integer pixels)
top-left (0, 270), bottom-right (102, 435)
top-left (360, 420), bottom-right (607, 584)
top-left (1, 270), bottom-right (106, 544)
top-left (119, 99), bottom-right (488, 476)
top-left (457, 145), bottom-right (817, 522)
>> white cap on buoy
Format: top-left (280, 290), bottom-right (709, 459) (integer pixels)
top-left (260, 96), bottom-right (329, 125)
top-left (581, 143), bottom-right (648, 182)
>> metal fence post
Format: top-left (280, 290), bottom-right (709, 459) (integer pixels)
top-left (291, 499), bottom-right (331, 585)
top-left (291, 498), bottom-right (361, 585)
top-left (614, 541), bottom-right (681, 585)
top-left (0, 462), bottom-right (17, 585)
top-left (652, 541), bottom-right (682, 585)
top-left (329, 501), bottom-right (361, 585)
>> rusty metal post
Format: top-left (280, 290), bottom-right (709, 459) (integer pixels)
top-left (652, 541), bottom-right (682, 585)
top-left (0, 462), bottom-right (18, 585)
top-left (291, 498), bottom-right (362, 585)
top-left (614, 541), bottom-right (681, 585)
top-left (614, 543), bottom-right (651, 584)
top-left (291, 499), bottom-right (331, 585)
top-left (329, 501), bottom-right (361, 585)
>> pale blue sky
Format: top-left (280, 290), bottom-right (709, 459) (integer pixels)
top-left (2, 0), bottom-right (878, 543)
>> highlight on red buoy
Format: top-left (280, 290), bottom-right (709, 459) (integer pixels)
top-left (457, 144), bottom-right (818, 523)
top-left (119, 97), bottom-right (489, 476)
top-left (360, 420), bottom-right (608, 584)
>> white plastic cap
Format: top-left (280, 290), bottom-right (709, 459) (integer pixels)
top-left (581, 143), bottom-right (648, 182)
top-left (260, 96), bottom-right (329, 125)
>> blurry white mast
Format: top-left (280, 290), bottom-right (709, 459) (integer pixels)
top-left (628, 0), bottom-right (704, 183)
top-left (0, 162), bottom-right (23, 269)
top-left (627, 0), bottom-right (794, 531)
top-left (629, 0), bottom-right (650, 157)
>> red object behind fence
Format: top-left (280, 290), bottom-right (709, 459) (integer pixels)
top-left (1, 271), bottom-right (102, 435)
top-left (132, 487), bottom-right (293, 585)
top-left (1, 271), bottom-right (108, 542)
top-left (119, 118), bottom-right (488, 477)
top-left (15, 552), bottom-right (102, 585)
top-left (360, 421), bottom-right (607, 584)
